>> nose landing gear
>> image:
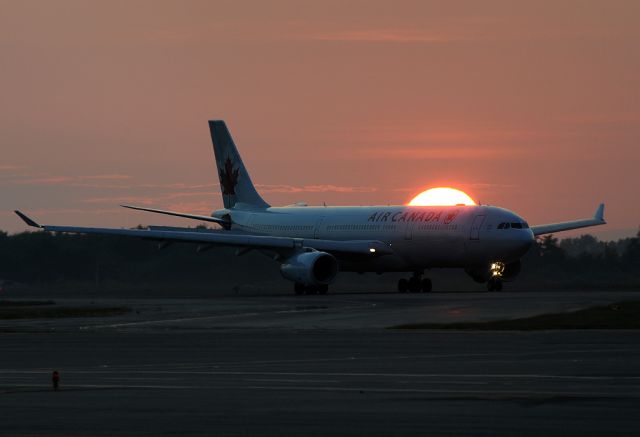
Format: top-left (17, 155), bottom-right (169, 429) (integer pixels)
top-left (398, 273), bottom-right (432, 293)
top-left (486, 262), bottom-right (505, 291)
top-left (486, 278), bottom-right (503, 291)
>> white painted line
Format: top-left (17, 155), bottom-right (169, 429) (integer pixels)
top-left (83, 312), bottom-right (261, 329)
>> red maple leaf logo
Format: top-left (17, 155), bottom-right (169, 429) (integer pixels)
top-left (443, 209), bottom-right (460, 224)
top-left (219, 157), bottom-right (239, 195)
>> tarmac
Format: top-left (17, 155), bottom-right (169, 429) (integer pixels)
top-left (1, 290), bottom-right (639, 436)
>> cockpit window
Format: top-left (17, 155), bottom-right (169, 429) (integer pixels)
top-left (498, 221), bottom-right (529, 230)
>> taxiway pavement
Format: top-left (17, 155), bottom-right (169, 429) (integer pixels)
top-left (1, 290), bottom-right (639, 436)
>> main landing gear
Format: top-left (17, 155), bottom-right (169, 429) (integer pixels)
top-left (294, 283), bottom-right (329, 295)
top-left (397, 272), bottom-right (432, 293)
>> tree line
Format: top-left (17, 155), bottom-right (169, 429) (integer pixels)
top-left (0, 228), bottom-right (638, 292)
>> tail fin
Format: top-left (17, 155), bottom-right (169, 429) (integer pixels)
top-left (209, 120), bottom-right (269, 209)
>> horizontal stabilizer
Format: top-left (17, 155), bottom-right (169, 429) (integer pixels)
top-left (121, 205), bottom-right (229, 226)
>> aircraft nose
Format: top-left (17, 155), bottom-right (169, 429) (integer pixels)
top-left (513, 229), bottom-right (535, 256)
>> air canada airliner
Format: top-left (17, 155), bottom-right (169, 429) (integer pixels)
top-left (16, 121), bottom-right (606, 294)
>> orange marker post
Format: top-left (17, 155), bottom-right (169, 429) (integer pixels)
top-left (52, 370), bottom-right (60, 391)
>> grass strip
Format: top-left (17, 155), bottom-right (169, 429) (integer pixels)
top-left (0, 306), bottom-right (130, 320)
top-left (392, 301), bottom-right (640, 330)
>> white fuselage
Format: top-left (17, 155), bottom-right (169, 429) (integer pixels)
top-left (215, 204), bottom-right (534, 272)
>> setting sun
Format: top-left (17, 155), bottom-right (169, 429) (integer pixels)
top-left (408, 187), bottom-right (476, 206)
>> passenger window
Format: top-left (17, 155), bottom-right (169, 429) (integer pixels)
top-left (497, 223), bottom-right (504, 229)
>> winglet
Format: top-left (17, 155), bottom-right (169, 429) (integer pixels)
top-left (14, 210), bottom-right (42, 228)
top-left (594, 203), bottom-right (605, 222)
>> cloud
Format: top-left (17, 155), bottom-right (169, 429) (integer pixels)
top-left (163, 200), bottom-right (217, 215)
top-left (340, 124), bottom-right (543, 144)
top-left (390, 182), bottom-right (518, 193)
top-left (0, 165), bottom-right (27, 171)
top-left (166, 191), bottom-right (216, 199)
top-left (82, 190), bottom-right (215, 205)
top-left (12, 174), bottom-right (132, 188)
top-left (82, 196), bottom-right (157, 205)
top-left (308, 29), bottom-right (465, 44)
top-left (137, 182), bottom-right (214, 190)
top-left (80, 174), bottom-right (131, 181)
top-left (328, 123), bottom-right (539, 160)
top-left (466, 182), bottom-right (519, 190)
top-left (558, 113), bottom-right (640, 126)
top-left (0, 208), bottom-right (121, 218)
top-left (351, 146), bottom-right (514, 160)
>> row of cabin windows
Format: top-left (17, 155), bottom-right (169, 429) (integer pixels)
top-left (254, 223), bottom-right (459, 233)
top-left (327, 224), bottom-right (381, 231)
top-left (497, 222), bottom-right (529, 229)
top-left (416, 224), bottom-right (458, 231)
top-left (254, 224), bottom-right (313, 232)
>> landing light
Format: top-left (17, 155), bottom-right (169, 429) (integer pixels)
top-left (490, 262), bottom-right (505, 278)
top-left (369, 248), bottom-right (376, 253)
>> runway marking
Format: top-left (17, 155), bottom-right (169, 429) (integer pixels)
top-left (129, 371), bottom-right (640, 381)
top-left (245, 385), bottom-right (639, 397)
top-left (4, 369), bottom-right (637, 381)
top-left (45, 347), bottom-right (636, 371)
top-left (243, 378), bottom-right (342, 383)
top-left (77, 298), bottom-right (379, 330)
top-left (1, 383), bottom-right (635, 399)
top-left (82, 312), bottom-right (261, 329)
top-left (0, 383), bottom-right (192, 390)
top-left (211, 348), bottom-right (640, 366)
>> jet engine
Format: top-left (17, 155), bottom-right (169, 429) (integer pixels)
top-left (465, 260), bottom-right (521, 283)
top-left (280, 251), bottom-right (339, 285)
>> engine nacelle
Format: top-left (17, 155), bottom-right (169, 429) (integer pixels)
top-left (465, 260), bottom-right (521, 283)
top-left (280, 251), bottom-right (339, 285)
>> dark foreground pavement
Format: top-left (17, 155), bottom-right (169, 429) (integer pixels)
top-left (1, 291), bottom-right (639, 436)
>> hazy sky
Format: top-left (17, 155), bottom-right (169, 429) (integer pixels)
top-left (1, 0), bottom-right (639, 239)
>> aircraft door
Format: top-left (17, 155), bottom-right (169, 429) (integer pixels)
top-left (246, 213), bottom-right (257, 232)
top-left (469, 215), bottom-right (485, 240)
top-left (313, 217), bottom-right (325, 239)
top-left (404, 221), bottom-right (415, 240)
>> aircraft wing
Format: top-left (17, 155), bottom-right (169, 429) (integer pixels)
top-left (14, 211), bottom-right (392, 257)
top-left (530, 203), bottom-right (606, 236)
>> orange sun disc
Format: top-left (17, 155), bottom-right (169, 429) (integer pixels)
top-left (408, 187), bottom-right (476, 206)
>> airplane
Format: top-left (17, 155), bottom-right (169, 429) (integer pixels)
top-left (15, 120), bottom-right (606, 294)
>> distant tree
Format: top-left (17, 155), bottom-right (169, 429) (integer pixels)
top-left (621, 227), bottom-right (640, 271)
top-left (560, 234), bottom-right (604, 257)
top-left (539, 235), bottom-right (565, 263)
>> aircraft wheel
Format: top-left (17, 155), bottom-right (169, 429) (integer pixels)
top-left (305, 285), bottom-right (318, 295)
top-left (409, 277), bottom-right (421, 293)
top-left (495, 280), bottom-right (503, 291)
top-left (318, 284), bottom-right (329, 295)
top-left (421, 278), bottom-right (432, 293)
top-left (294, 282), bottom-right (305, 295)
top-left (397, 279), bottom-right (409, 293)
